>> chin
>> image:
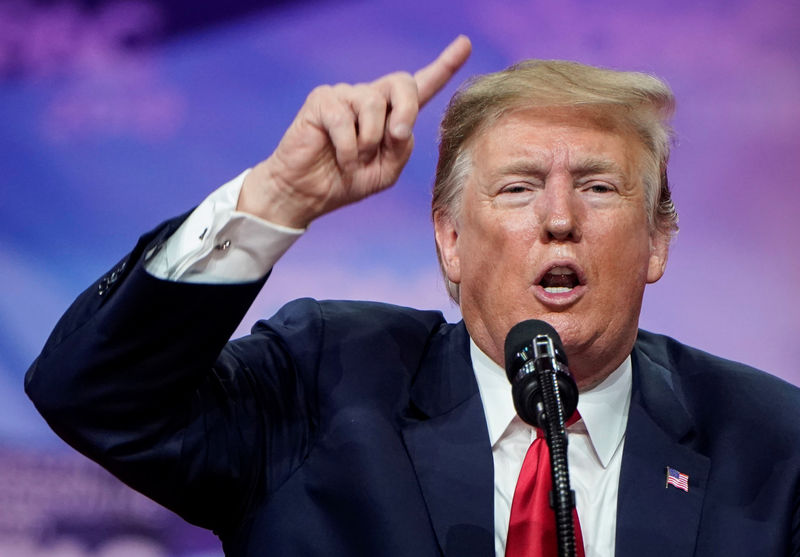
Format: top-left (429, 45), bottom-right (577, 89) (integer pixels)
top-left (534, 313), bottom-right (582, 345)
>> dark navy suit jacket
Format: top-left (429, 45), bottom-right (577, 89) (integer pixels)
top-left (26, 217), bottom-right (800, 556)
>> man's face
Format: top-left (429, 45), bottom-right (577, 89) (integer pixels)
top-left (434, 107), bottom-right (669, 388)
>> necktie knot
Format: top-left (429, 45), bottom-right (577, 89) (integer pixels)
top-left (535, 410), bottom-right (581, 439)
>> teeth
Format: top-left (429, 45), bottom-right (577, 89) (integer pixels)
top-left (544, 286), bottom-right (573, 293)
top-left (549, 266), bottom-right (575, 275)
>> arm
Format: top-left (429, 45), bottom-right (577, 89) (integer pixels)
top-left (25, 37), bottom-right (472, 532)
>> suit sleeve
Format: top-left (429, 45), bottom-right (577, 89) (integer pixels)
top-left (24, 215), bottom-right (320, 535)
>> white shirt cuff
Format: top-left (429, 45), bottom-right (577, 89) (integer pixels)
top-left (145, 169), bottom-right (304, 283)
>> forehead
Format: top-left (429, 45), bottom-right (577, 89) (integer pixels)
top-left (467, 106), bottom-right (647, 179)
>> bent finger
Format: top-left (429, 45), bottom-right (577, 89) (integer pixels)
top-left (312, 86), bottom-right (359, 169)
top-left (348, 84), bottom-right (388, 159)
top-left (373, 72), bottom-right (419, 141)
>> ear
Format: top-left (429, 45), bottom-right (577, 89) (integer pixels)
top-left (433, 209), bottom-right (462, 285)
top-left (646, 230), bottom-right (670, 284)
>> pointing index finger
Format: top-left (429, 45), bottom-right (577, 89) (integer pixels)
top-left (414, 35), bottom-right (472, 107)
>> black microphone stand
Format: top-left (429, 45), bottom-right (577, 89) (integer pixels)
top-left (535, 337), bottom-right (577, 557)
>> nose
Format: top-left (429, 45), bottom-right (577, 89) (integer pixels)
top-left (538, 178), bottom-right (581, 242)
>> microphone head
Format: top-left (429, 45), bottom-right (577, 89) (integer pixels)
top-left (503, 319), bottom-right (565, 382)
top-left (503, 319), bottom-right (577, 428)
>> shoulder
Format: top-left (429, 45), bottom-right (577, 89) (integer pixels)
top-left (634, 329), bottom-right (800, 439)
top-left (635, 329), bottom-right (799, 396)
top-left (246, 298), bottom-right (452, 365)
top-left (256, 298), bottom-right (448, 336)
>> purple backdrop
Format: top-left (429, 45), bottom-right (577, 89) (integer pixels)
top-left (1, 0), bottom-right (798, 555)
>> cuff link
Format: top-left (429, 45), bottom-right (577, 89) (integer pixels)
top-left (215, 239), bottom-right (231, 252)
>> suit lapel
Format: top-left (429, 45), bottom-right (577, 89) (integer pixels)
top-left (615, 341), bottom-right (710, 557)
top-left (400, 321), bottom-right (495, 557)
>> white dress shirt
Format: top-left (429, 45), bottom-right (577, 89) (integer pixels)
top-left (471, 341), bottom-right (631, 557)
top-left (147, 171), bottom-right (633, 557)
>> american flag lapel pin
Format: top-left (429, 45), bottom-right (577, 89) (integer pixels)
top-left (665, 466), bottom-right (689, 492)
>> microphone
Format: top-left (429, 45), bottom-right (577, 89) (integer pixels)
top-left (503, 319), bottom-right (579, 429)
top-left (504, 319), bottom-right (580, 557)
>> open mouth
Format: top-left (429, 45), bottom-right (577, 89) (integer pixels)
top-left (538, 265), bottom-right (582, 294)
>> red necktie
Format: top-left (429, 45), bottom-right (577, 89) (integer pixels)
top-left (505, 416), bottom-right (585, 557)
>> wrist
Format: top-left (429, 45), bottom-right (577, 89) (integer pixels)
top-left (237, 159), bottom-right (316, 229)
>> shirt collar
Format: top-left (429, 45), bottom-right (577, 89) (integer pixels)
top-left (470, 337), bottom-right (632, 468)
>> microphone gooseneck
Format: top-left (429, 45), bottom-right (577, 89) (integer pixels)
top-left (504, 319), bottom-right (580, 557)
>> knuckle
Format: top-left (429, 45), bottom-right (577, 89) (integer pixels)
top-left (352, 84), bottom-right (384, 104)
top-left (327, 110), bottom-right (352, 128)
top-left (373, 71), bottom-right (414, 92)
top-left (362, 91), bottom-right (386, 111)
top-left (387, 70), bottom-right (413, 83)
top-left (307, 84), bottom-right (333, 103)
top-left (310, 84), bottom-right (332, 96)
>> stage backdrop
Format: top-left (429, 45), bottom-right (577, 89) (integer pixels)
top-left (1, 0), bottom-right (798, 555)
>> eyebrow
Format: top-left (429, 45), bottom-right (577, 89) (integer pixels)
top-left (569, 157), bottom-right (626, 178)
top-left (491, 157), bottom-right (626, 180)
top-left (490, 160), bottom-right (549, 180)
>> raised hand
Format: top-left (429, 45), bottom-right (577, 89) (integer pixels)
top-left (237, 36), bottom-right (472, 228)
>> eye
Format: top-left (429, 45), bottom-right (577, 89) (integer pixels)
top-left (499, 181), bottom-right (538, 195)
top-left (494, 182), bottom-right (538, 207)
top-left (584, 182), bottom-right (615, 194)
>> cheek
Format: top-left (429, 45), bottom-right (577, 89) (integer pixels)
top-left (617, 244), bottom-right (650, 286)
top-left (469, 214), bottom-right (532, 267)
top-left (592, 215), bottom-right (652, 284)
top-left (458, 214), bottom-right (532, 290)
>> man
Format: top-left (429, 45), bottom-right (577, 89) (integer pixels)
top-left (26, 37), bottom-right (800, 556)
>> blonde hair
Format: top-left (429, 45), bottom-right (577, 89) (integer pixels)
top-left (432, 60), bottom-right (678, 302)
